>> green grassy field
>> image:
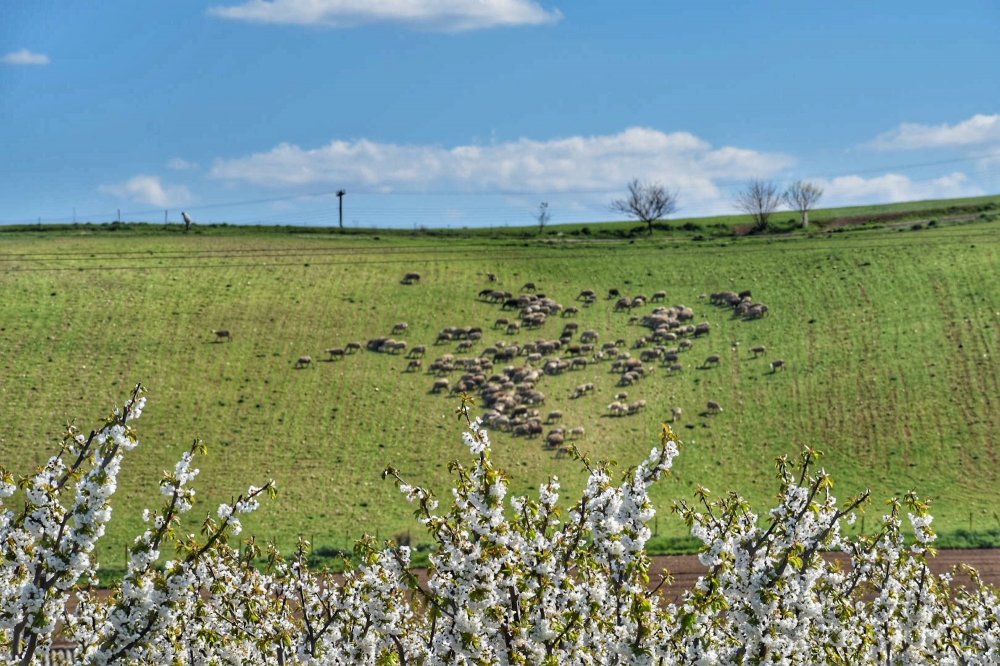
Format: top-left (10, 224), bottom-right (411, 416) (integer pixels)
top-left (2, 200), bottom-right (1000, 574)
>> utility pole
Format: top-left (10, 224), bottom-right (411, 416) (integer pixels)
top-left (337, 189), bottom-right (346, 229)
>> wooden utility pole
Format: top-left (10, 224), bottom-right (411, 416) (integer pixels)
top-left (337, 190), bottom-right (346, 229)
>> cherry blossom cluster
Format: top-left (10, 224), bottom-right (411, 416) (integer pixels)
top-left (2, 389), bottom-right (998, 664)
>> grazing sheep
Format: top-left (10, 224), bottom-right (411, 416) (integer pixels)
top-left (615, 392), bottom-right (628, 401)
top-left (521, 282), bottom-right (537, 292)
top-left (562, 306), bottom-right (579, 317)
top-left (569, 426), bottom-right (586, 440)
top-left (671, 406), bottom-right (682, 423)
top-left (667, 362), bottom-right (683, 374)
top-left (401, 272), bottom-right (421, 285)
top-left (707, 400), bottom-right (723, 414)
top-left (405, 359), bottom-right (422, 372)
top-left (487, 272), bottom-right (497, 282)
top-left (770, 358), bottom-right (786, 372)
top-left (345, 341), bottom-right (362, 354)
top-left (546, 410), bottom-right (563, 423)
top-left (294, 355), bottom-right (312, 369)
top-left (546, 431), bottom-right (565, 448)
top-left (678, 340), bottom-right (693, 351)
top-left (608, 401), bottom-right (627, 417)
top-left (702, 354), bottom-right (721, 368)
top-left (391, 322), bottom-right (409, 334)
top-left (407, 345), bottom-right (426, 358)
top-left (750, 345), bottom-right (766, 357)
top-left (212, 329), bottom-right (232, 342)
top-left (652, 290), bottom-right (667, 302)
top-left (694, 322), bottom-right (711, 337)
top-left (577, 289), bottom-right (596, 301)
top-left (554, 444), bottom-right (573, 459)
top-left (607, 288), bottom-right (621, 299)
top-left (431, 378), bottom-right (450, 394)
top-left (325, 347), bottom-right (345, 361)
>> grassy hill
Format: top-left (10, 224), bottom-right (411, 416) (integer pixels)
top-left (2, 195), bottom-right (1000, 574)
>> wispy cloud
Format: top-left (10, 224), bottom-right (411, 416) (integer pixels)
top-left (210, 127), bottom-right (794, 200)
top-left (99, 175), bottom-right (192, 207)
top-left (818, 172), bottom-right (980, 206)
top-left (167, 157), bottom-right (200, 171)
top-left (870, 113), bottom-right (1000, 150)
top-left (208, 0), bottom-right (561, 31)
top-left (1, 49), bottom-right (50, 66)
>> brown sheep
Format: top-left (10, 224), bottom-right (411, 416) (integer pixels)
top-left (294, 355), bottom-right (312, 369)
top-left (702, 354), bottom-right (721, 368)
top-left (325, 347), bottom-right (345, 361)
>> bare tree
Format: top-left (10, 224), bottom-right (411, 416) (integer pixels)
top-left (534, 201), bottom-right (550, 235)
top-left (784, 180), bottom-right (823, 228)
top-left (734, 179), bottom-right (782, 232)
top-left (610, 179), bottom-right (678, 235)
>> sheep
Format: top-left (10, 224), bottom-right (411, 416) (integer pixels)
top-left (607, 288), bottom-right (621, 299)
top-left (615, 391), bottom-right (628, 401)
top-left (294, 355), bottom-right (312, 369)
top-left (670, 406), bottom-right (683, 423)
top-left (702, 354), bottom-right (721, 368)
top-left (554, 444), bottom-right (573, 459)
top-left (212, 329), bottom-right (232, 342)
top-left (694, 322), bottom-right (711, 337)
top-left (487, 272), bottom-right (497, 282)
top-left (546, 410), bottom-right (563, 423)
top-left (325, 347), bottom-right (345, 361)
top-left (431, 378), bottom-right (450, 394)
top-left (407, 345), bottom-right (426, 358)
top-left (345, 341), bottom-right (362, 354)
top-left (577, 289), bottom-right (596, 300)
top-left (651, 290), bottom-right (667, 302)
top-left (608, 401), bottom-right (627, 417)
top-left (391, 322), bottom-right (409, 334)
top-left (707, 400), bottom-right (723, 414)
top-left (562, 306), bottom-right (579, 317)
top-left (401, 272), bottom-right (421, 285)
top-left (770, 358), bottom-right (786, 372)
top-left (627, 400), bottom-right (646, 414)
top-left (521, 282), bottom-right (537, 292)
top-left (750, 345), bottom-right (766, 358)
top-left (546, 431), bottom-right (565, 448)
top-left (667, 362), bottom-right (683, 374)
top-left (569, 426), bottom-right (586, 440)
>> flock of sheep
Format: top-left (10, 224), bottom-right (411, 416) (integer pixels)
top-left (216, 270), bottom-right (783, 457)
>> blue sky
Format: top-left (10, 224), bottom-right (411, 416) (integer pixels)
top-left (2, 1), bottom-right (999, 228)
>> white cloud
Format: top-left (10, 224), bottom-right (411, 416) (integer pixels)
top-left (167, 157), bottom-right (200, 171)
top-left (208, 0), bottom-right (561, 31)
top-left (818, 172), bottom-right (981, 206)
top-left (210, 127), bottom-right (794, 200)
top-left (871, 113), bottom-right (1000, 150)
top-left (1, 49), bottom-right (50, 65)
top-left (99, 175), bottom-right (192, 207)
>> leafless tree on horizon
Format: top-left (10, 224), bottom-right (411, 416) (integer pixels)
top-left (784, 180), bottom-right (824, 228)
top-left (610, 179), bottom-right (678, 235)
top-left (734, 179), bottom-right (782, 232)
